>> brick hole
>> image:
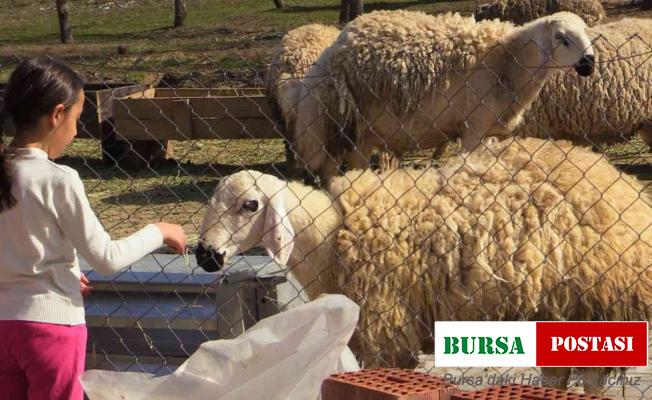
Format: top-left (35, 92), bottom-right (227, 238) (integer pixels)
top-left (387, 376), bottom-right (409, 384)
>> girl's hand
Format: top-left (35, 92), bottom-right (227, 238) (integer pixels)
top-left (80, 273), bottom-right (93, 297)
top-left (155, 222), bottom-right (187, 254)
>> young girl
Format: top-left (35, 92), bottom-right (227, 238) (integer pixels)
top-left (0, 57), bottom-right (187, 400)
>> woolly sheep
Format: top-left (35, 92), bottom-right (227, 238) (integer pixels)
top-left (294, 10), bottom-right (596, 183)
top-left (196, 137), bottom-right (652, 394)
top-left (265, 24), bottom-right (341, 173)
top-left (514, 17), bottom-right (652, 148)
top-left (475, 0), bottom-right (606, 26)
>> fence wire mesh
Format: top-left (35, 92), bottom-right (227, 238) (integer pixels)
top-left (2, 1), bottom-right (652, 398)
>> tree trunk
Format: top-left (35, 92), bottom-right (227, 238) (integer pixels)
top-left (348, 0), bottom-right (363, 21)
top-left (56, 0), bottom-right (73, 44)
top-left (339, 0), bottom-right (363, 24)
top-left (273, 0), bottom-right (284, 8)
top-left (339, 0), bottom-right (350, 24)
top-left (173, 0), bottom-right (187, 28)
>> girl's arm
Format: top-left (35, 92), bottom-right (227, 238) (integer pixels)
top-left (56, 170), bottom-right (185, 275)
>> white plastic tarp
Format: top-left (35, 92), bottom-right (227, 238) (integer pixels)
top-left (82, 294), bottom-right (360, 400)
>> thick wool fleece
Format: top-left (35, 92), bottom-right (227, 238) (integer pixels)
top-left (266, 24), bottom-right (341, 126)
top-left (330, 138), bottom-right (652, 367)
top-left (327, 11), bottom-right (513, 114)
top-left (476, 0), bottom-right (605, 26)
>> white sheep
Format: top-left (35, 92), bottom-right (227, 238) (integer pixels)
top-left (265, 24), bottom-right (341, 173)
top-left (294, 10), bottom-right (595, 183)
top-left (196, 137), bottom-right (652, 394)
top-left (514, 17), bottom-right (652, 149)
top-left (475, 0), bottom-right (606, 26)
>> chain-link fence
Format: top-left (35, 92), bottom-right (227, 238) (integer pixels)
top-left (2, 1), bottom-right (652, 398)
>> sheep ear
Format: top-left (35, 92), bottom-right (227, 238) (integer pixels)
top-left (262, 193), bottom-right (295, 265)
top-left (533, 22), bottom-right (554, 59)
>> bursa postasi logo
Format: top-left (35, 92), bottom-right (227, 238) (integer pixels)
top-left (434, 321), bottom-right (648, 367)
top-left (443, 336), bottom-right (525, 355)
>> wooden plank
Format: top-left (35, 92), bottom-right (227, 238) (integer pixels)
top-left (114, 117), bottom-right (278, 140)
top-left (86, 83), bottom-right (151, 123)
top-left (188, 96), bottom-right (272, 119)
top-left (122, 87), bottom-right (156, 99)
top-left (172, 99), bottom-right (192, 138)
top-left (114, 96), bottom-right (272, 121)
top-left (154, 87), bottom-right (264, 98)
top-left (112, 97), bottom-right (177, 120)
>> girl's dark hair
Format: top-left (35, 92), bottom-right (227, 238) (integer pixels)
top-left (0, 56), bottom-right (84, 212)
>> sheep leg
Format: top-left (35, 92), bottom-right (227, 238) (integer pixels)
top-left (541, 367), bottom-right (571, 390)
top-left (347, 147), bottom-right (400, 171)
top-left (345, 148), bottom-right (371, 171)
top-left (638, 120), bottom-right (652, 151)
top-left (460, 122), bottom-right (492, 152)
top-left (346, 289), bottom-right (421, 369)
top-left (432, 143), bottom-right (447, 159)
top-left (376, 151), bottom-right (401, 170)
top-left (577, 367), bottom-right (607, 396)
top-left (354, 322), bottom-right (421, 369)
top-left (318, 156), bottom-right (343, 186)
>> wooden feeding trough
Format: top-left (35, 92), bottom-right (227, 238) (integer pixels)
top-left (112, 87), bottom-right (276, 140)
top-left (110, 87), bottom-right (280, 169)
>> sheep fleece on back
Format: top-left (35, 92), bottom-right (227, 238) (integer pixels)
top-left (476, 0), bottom-right (605, 25)
top-left (326, 11), bottom-right (513, 115)
top-left (330, 138), bottom-right (652, 364)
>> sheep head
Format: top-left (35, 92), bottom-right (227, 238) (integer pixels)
top-left (530, 12), bottom-right (595, 76)
top-left (196, 170), bottom-right (294, 272)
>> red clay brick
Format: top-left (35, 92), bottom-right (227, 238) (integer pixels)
top-left (451, 385), bottom-right (614, 400)
top-left (521, 386), bottom-right (613, 400)
top-left (321, 368), bottom-right (459, 400)
top-left (450, 385), bottom-right (537, 400)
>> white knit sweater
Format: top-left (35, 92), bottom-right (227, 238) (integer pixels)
top-left (0, 147), bottom-right (163, 325)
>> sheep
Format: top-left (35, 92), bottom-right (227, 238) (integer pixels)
top-left (265, 24), bottom-right (341, 174)
top-left (196, 137), bottom-right (652, 394)
top-left (293, 10), bottom-right (596, 183)
top-left (475, 0), bottom-right (606, 26)
top-left (514, 17), bottom-right (652, 149)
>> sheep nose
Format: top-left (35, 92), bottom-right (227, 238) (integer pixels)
top-left (195, 242), bottom-right (225, 272)
top-left (574, 54), bottom-right (595, 77)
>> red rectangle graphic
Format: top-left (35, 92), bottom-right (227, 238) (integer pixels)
top-left (536, 321), bottom-right (648, 367)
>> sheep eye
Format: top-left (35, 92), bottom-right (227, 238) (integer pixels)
top-left (242, 200), bottom-right (258, 212)
top-left (555, 33), bottom-right (570, 47)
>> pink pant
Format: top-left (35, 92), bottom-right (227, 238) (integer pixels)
top-left (0, 321), bottom-right (87, 400)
